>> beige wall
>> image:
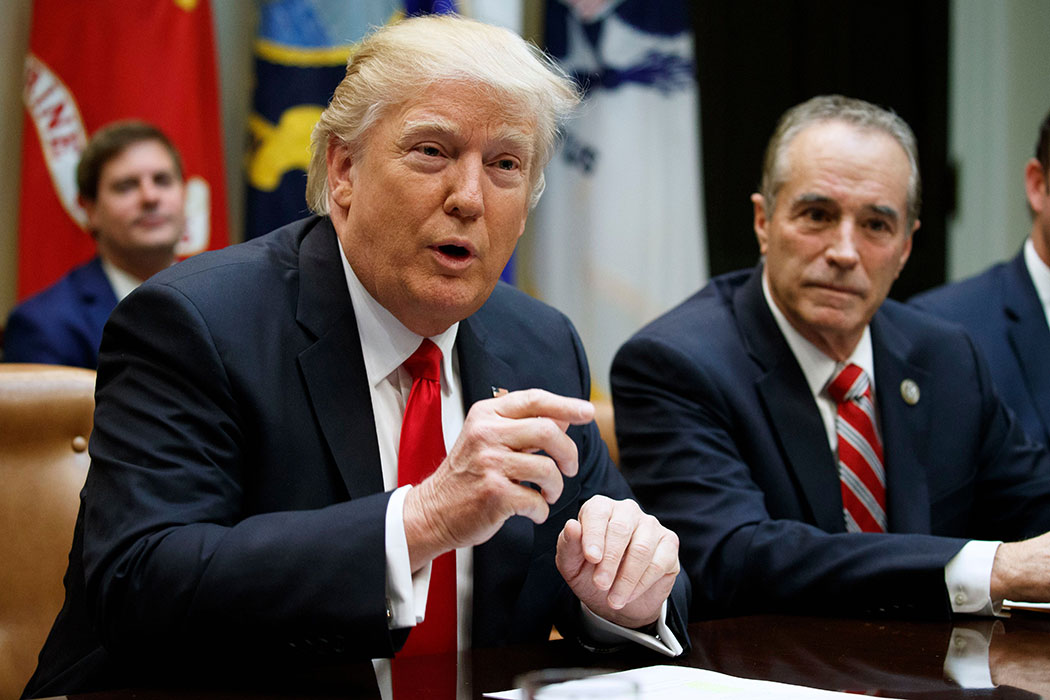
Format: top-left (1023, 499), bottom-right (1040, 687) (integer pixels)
top-left (948, 0), bottom-right (1050, 280)
top-left (0, 0), bottom-right (32, 322)
top-left (211, 1), bottom-right (257, 249)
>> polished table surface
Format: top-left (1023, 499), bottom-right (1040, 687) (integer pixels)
top-left (43, 611), bottom-right (1050, 699)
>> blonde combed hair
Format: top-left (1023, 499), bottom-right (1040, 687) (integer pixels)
top-left (305, 13), bottom-right (580, 214)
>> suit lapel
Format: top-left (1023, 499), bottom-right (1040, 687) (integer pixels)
top-left (735, 269), bottom-right (845, 532)
top-left (295, 218), bottom-right (384, 499)
top-left (75, 257), bottom-right (119, 331)
top-left (870, 311), bottom-right (933, 533)
top-left (1003, 251), bottom-right (1050, 444)
top-left (456, 313), bottom-right (512, 409)
top-left (457, 311), bottom-right (534, 629)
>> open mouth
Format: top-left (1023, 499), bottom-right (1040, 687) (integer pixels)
top-left (438, 244), bottom-right (471, 260)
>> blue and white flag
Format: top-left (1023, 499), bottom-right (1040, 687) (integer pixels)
top-left (526, 0), bottom-right (707, 396)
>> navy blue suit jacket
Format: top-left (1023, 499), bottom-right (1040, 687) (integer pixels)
top-left (611, 266), bottom-right (1050, 621)
top-left (24, 217), bottom-right (688, 698)
top-left (3, 257), bottom-right (117, 368)
top-left (911, 248), bottom-right (1050, 447)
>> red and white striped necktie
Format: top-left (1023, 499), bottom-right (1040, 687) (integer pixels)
top-left (828, 363), bottom-right (887, 533)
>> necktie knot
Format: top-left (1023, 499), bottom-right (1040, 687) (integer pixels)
top-left (828, 363), bottom-right (869, 404)
top-left (403, 339), bottom-right (442, 383)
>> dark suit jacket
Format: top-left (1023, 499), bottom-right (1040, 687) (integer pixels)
top-left (911, 248), bottom-right (1050, 447)
top-left (611, 266), bottom-right (1050, 621)
top-left (23, 217), bottom-right (687, 698)
top-left (2, 257), bottom-right (117, 368)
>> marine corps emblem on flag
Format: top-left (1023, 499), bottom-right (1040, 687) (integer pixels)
top-left (17, 0), bottom-right (229, 300)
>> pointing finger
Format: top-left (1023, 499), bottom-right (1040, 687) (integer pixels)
top-left (493, 388), bottom-right (594, 427)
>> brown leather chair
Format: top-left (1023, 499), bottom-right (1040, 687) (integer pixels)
top-left (0, 364), bottom-right (94, 700)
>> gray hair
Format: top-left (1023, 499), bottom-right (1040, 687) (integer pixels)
top-left (759, 95), bottom-right (922, 227)
top-left (306, 13), bottom-right (580, 214)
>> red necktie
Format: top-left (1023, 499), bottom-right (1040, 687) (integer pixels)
top-left (396, 339), bottom-right (456, 657)
top-left (828, 364), bottom-right (887, 533)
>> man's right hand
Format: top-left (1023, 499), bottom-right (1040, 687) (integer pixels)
top-left (402, 388), bottom-right (595, 571)
top-left (990, 531), bottom-right (1050, 604)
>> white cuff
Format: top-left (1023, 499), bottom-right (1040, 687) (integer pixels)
top-left (384, 485), bottom-right (431, 629)
top-left (945, 540), bottom-right (1003, 616)
top-left (580, 599), bottom-right (684, 657)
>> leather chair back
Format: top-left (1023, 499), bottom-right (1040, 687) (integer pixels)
top-left (0, 364), bottom-right (94, 700)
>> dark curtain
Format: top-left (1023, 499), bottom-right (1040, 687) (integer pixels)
top-left (693, 0), bottom-right (951, 299)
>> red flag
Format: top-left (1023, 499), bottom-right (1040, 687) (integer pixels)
top-left (18, 0), bottom-right (229, 300)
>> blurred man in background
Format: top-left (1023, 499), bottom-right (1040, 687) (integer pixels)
top-left (3, 120), bottom-right (185, 368)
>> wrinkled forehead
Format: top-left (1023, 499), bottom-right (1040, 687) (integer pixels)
top-left (782, 122), bottom-right (911, 193)
top-left (398, 115), bottom-right (536, 157)
top-left (373, 81), bottom-right (539, 157)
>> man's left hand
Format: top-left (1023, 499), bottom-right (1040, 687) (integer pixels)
top-left (555, 495), bottom-right (679, 629)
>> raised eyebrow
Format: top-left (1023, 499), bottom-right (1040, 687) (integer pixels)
top-left (399, 117), bottom-right (460, 144)
top-left (490, 130), bottom-right (533, 159)
top-left (398, 118), bottom-right (533, 162)
top-left (791, 193), bottom-right (836, 208)
top-left (864, 204), bottom-right (900, 223)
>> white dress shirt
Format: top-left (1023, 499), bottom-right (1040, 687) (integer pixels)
top-left (1023, 237), bottom-right (1050, 330)
top-left (338, 251), bottom-right (472, 646)
top-left (100, 258), bottom-right (144, 302)
top-left (761, 272), bottom-right (1001, 616)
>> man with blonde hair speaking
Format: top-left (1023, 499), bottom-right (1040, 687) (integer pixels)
top-left (24, 14), bottom-right (687, 699)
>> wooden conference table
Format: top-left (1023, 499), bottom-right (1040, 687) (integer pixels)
top-left (42, 611), bottom-right (1050, 699)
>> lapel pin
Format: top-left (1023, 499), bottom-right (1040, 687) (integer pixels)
top-left (900, 379), bottom-right (920, 406)
top-left (492, 386), bottom-right (509, 398)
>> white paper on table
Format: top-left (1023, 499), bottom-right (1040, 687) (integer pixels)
top-left (484, 665), bottom-right (907, 700)
top-left (1004, 600), bottom-right (1050, 612)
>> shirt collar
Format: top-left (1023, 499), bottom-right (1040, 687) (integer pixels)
top-left (1024, 237), bottom-right (1050, 312)
top-left (99, 257), bottom-right (144, 301)
top-left (761, 269), bottom-right (876, 399)
top-left (339, 247), bottom-right (458, 392)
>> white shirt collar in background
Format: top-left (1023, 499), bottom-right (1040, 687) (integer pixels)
top-left (99, 257), bottom-right (144, 302)
top-left (1023, 237), bottom-right (1050, 331)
